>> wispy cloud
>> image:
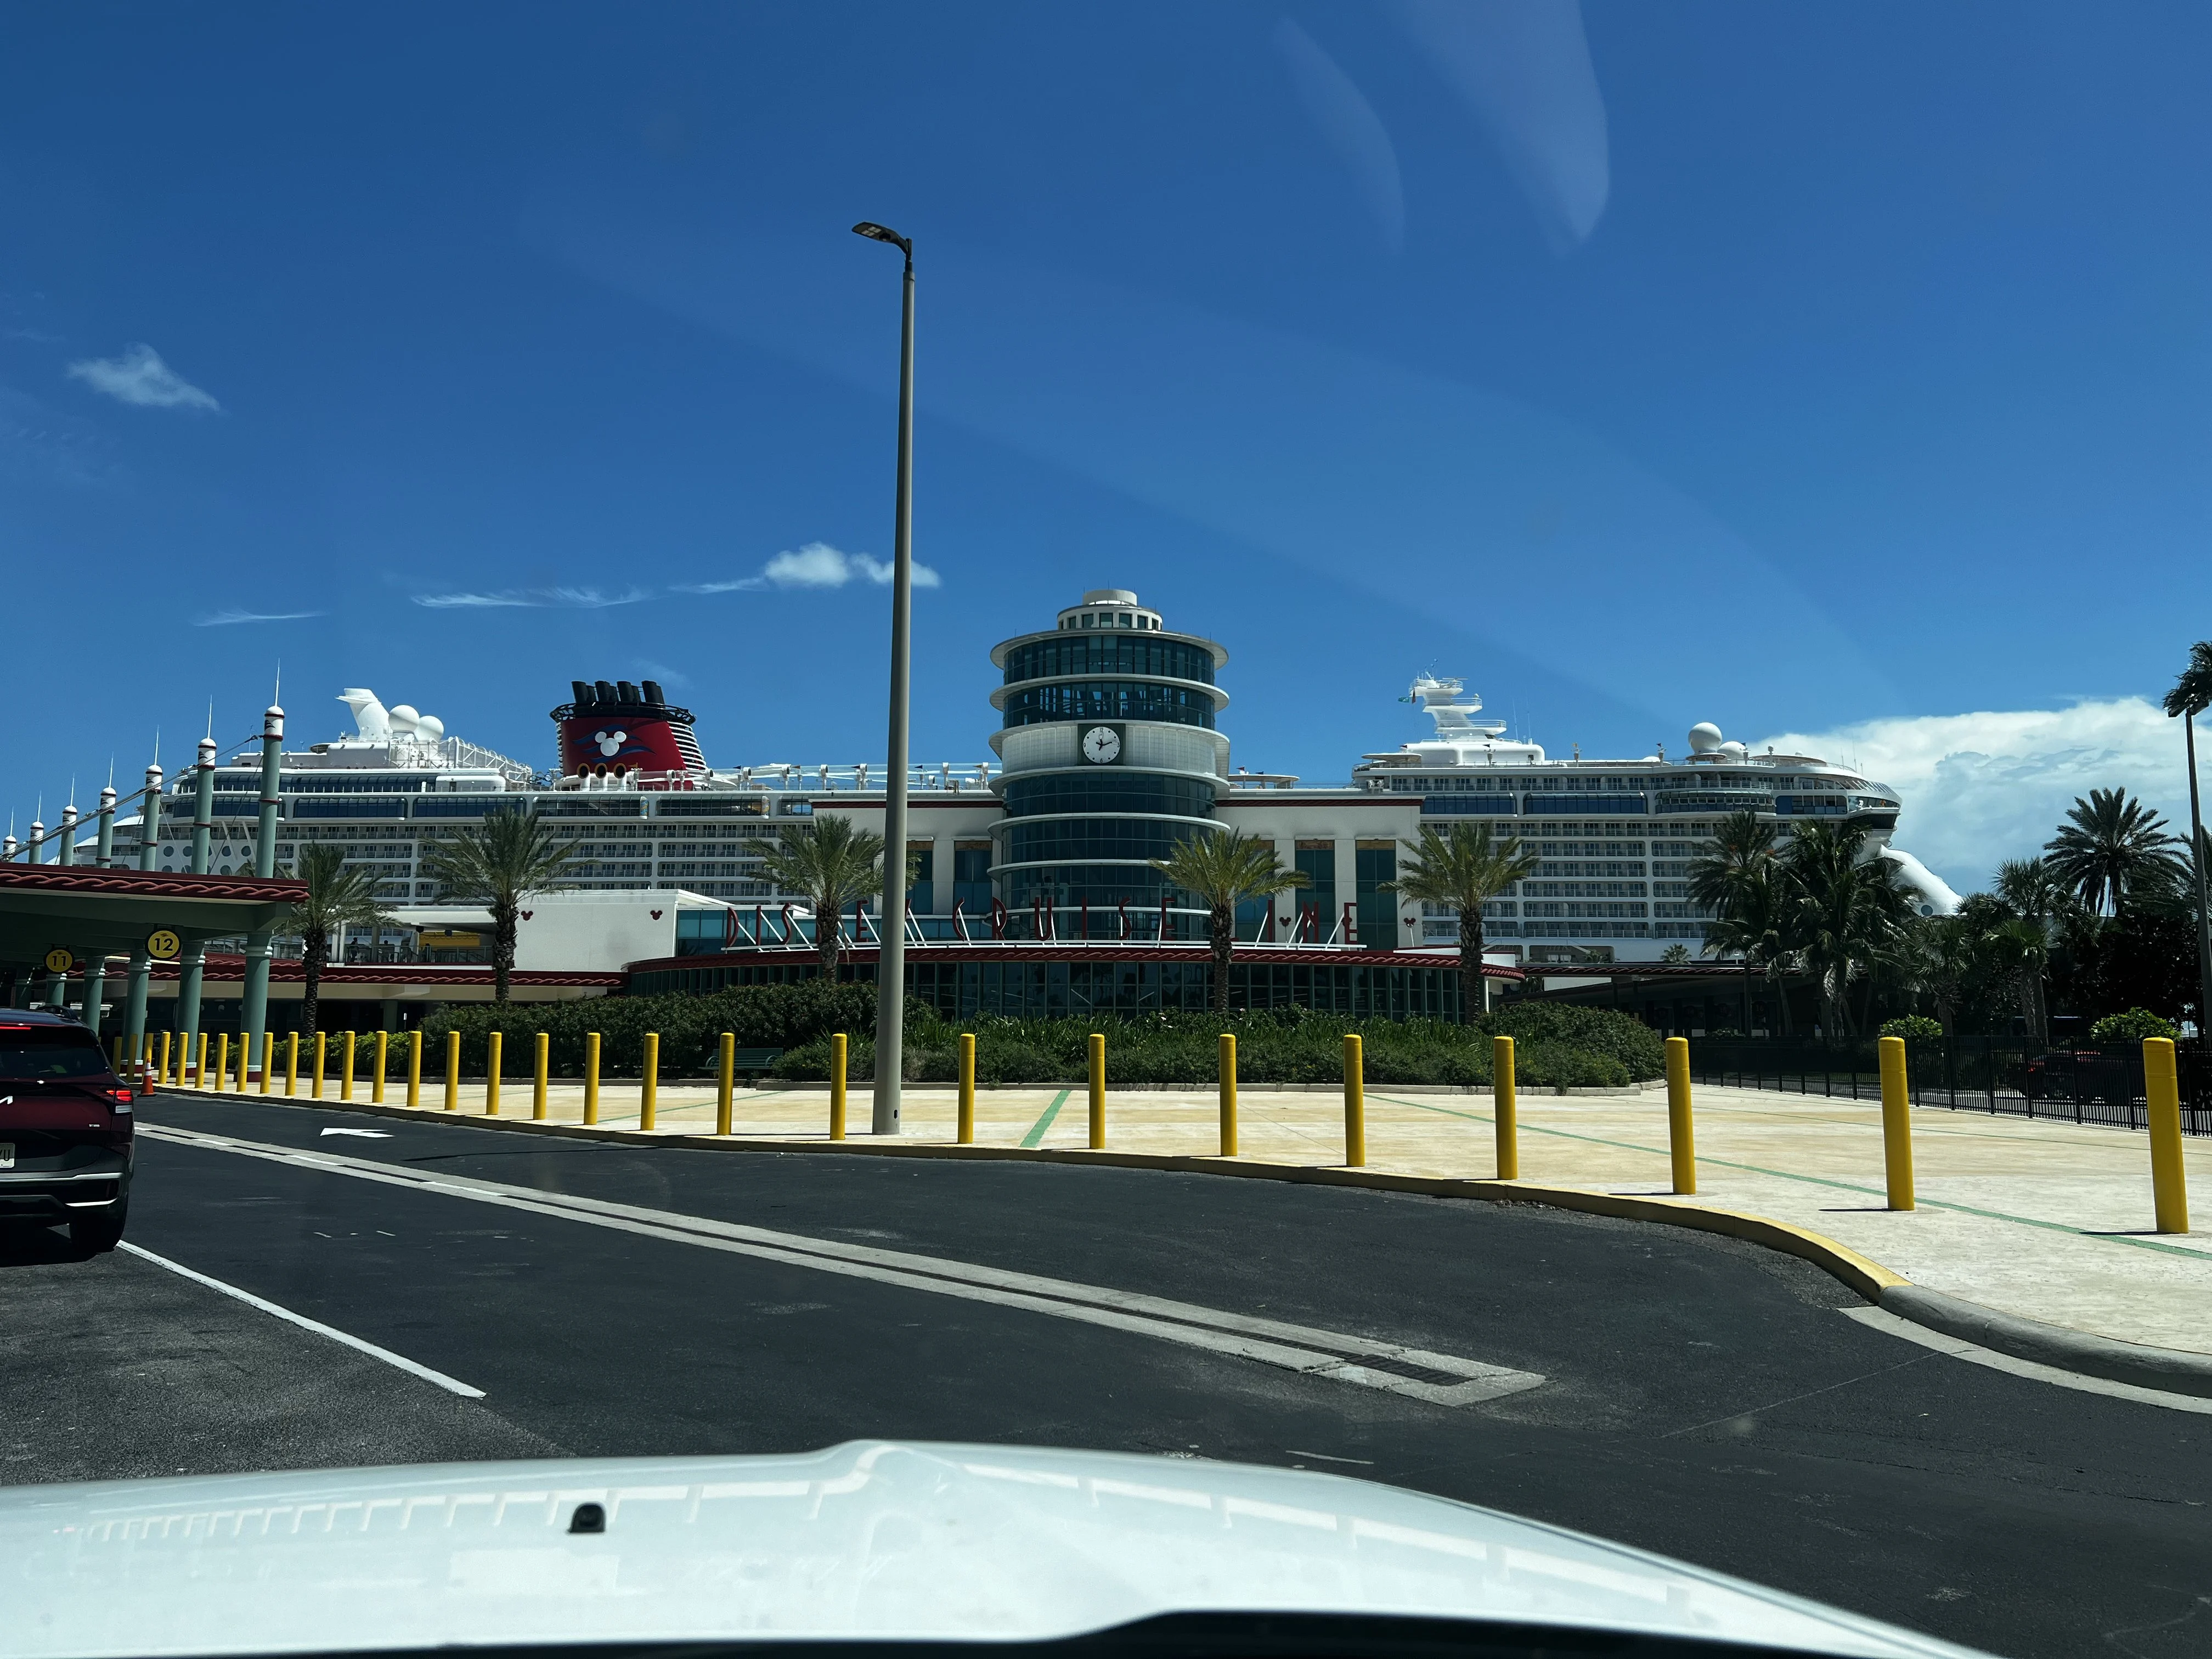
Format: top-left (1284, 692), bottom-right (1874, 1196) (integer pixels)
top-left (195, 608), bottom-right (325, 627)
top-left (1389, 0), bottom-right (1609, 254)
top-left (765, 540), bottom-right (941, 589)
top-left (1757, 698), bottom-right (2191, 897)
top-left (413, 585), bottom-right (654, 610)
top-left (66, 343), bottom-right (221, 411)
top-left (1274, 19), bottom-right (1404, 255)
top-left (675, 541), bottom-right (941, 592)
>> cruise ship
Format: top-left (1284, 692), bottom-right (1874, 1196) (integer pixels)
top-left (21, 587), bottom-right (1957, 1031)
top-left (1345, 674), bottom-right (1961, 961)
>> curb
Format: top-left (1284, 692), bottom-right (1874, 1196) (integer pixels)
top-left (1876, 1284), bottom-right (2212, 1400)
top-left (153, 1084), bottom-right (2212, 1395)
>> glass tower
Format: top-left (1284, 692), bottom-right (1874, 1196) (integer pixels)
top-left (989, 589), bottom-right (1229, 937)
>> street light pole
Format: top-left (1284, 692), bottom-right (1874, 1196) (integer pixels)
top-left (854, 219), bottom-right (915, 1135)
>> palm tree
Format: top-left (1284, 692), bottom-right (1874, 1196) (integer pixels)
top-left (755, 816), bottom-right (889, 980)
top-left (288, 845), bottom-right (397, 1039)
top-left (2163, 641), bottom-right (2212, 1025)
top-left (1908, 912), bottom-right (1983, 1036)
top-left (1689, 809), bottom-right (1781, 1032)
top-left (1989, 857), bottom-right (2070, 1045)
top-left (422, 808), bottom-right (579, 1002)
top-left (1383, 822), bottom-right (1538, 1024)
top-left (1784, 821), bottom-right (1912, 1040)
top-left (1150, 830), bottom-right (1308, 1015)
top-left (2043, 788), bottom-right (2185, 916)
top-left (1702, 859), bottom-right (1799, 1036)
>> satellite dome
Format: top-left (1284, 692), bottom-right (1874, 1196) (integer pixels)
top-left (1687, 722), bottom-right (1724, 754)
top-left (1719, 740), bottom-right (1748, 759)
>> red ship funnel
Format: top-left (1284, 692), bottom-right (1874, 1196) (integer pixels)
top-left (553, 680), bottom-right (707, 782)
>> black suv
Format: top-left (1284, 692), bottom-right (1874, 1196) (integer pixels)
top-left (0, 1009), bottom-right (134, 1253)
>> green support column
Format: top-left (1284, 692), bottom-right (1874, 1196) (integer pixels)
top-left (123, 762), bottom-right (165, 1052)
top-left (175, 737), bottom-right (219, 1048)
top-left (82, 786), bottom-right (117, 1034)
top-left (236, 706), bottom-right (285, 1077)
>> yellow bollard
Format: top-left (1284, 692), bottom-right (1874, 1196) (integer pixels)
top-left (214, 1032), bottom-right (229, 1092)
top-left (1665, 1036), bottom-right (1696, 1195)
top-left (285, 1031), bottom-right (299, 1096)
top-left (258, 1032), bottom-right (273, 1094)
top-left (1879, 1034), bottom-right (1914, 1211)
top-left (958, 1032), bottom-right (977, 1144)
top-left (1492, 1034), bottom-right (1518, 1180)
top-left (341, 1031), bottom-right (356, 1102)
top-left (829, 1032), bottom-right (847, 1139)
top-left (534, 1032), bottom-right (550, 1121)
top-left (194, 1031), bottom-right (207, 1088)
top-left (405, 1030), bottom-right (422, 1108)
top-left (716, 1032), bottom-right (735, 1136)
top-left (2145, 1037), bottom-right (2190, 1234)
top-left (373, 1030), bottom-right (388, 1103)
top-left (486, 1030), bottom-right (502, 1116)
top-left (641, 1032), bottom-right (658, 1130)
top-left (1343, 1032), bottom-right (1365, 1167)
top-left (312, 1030), bottom-right (327, 1098)
top-left (1088, 1032), bottom-right (1106, 1150)
top-left (444, 1030), bottom-right (459, 1111)
top-left (1218, 1033), bottom-right (1239, 1157)
top-left (157, 1032), bottom-right (172, 1090)
top-left (583, 1032), bottom-right (601, 1125)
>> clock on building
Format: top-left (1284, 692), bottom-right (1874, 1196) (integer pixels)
top-left (1080, 724), bottom-right (1124, 765)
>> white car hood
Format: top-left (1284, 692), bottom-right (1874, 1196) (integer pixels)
top-left (1, 1440), bottom-right (1984, 1658)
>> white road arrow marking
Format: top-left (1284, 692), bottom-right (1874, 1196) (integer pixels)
top-left (318, 1126), bottom-right (392, 1138)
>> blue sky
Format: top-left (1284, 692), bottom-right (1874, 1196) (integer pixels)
top-left (3, 3), bottom-right (2208, 889)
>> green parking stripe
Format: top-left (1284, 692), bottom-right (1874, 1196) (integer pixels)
top-left (1021, 1089), bottom-right (1074, 1148)
top-left (1368, 1094), bottom-right (2212, 1263)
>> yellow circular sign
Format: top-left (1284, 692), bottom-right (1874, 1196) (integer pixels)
top-left (43, 947), bottom-right (75, 974)
top-left (146, 929), bottom-right (182, 961)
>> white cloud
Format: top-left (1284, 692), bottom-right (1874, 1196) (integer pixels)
top-left (761, 540), bottom-right (940, 589)
top-left (1756, 698), bottom-right (2196, 896)
top-left (194, 608), bottom-right (324, 627)
top-left (66, 343), bottom-right (220, 411)
top-left (413, 585), bottom-right (652, 610)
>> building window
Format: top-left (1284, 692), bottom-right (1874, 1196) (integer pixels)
top-left (1355, 840), bottom-right (1397, 949)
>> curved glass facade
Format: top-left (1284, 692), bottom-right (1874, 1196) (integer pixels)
top-left (1003, 772), bottom-right (1217, 820)
top-left (1007, 817), bottom-right (1203, 867)
top-left (992, 595), bottom-right (1227, 938)
top-left (1000, 681), bottom-right (1216, 730)
top-left (1000, 861), bottom-right (1171, 916)
top-left (1001, 636), bottom-right (1217, 687)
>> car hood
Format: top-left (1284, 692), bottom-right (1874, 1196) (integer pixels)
top-left (0, 1440), bottom-right (1984, 1658)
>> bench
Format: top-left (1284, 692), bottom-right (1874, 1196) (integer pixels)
top-left (729, 1047), bottom-right (782, 1080)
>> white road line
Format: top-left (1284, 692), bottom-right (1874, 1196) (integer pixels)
top-left (1841, 1306), bottom-right (2212, 1415)
top-left (117, 1242), bottom-right (487, 1400)
top-left (138, 1123), bottom-right (1543, 1409)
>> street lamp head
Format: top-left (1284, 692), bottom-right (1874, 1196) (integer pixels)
top-left (851, 221), bottom-right (911, 255)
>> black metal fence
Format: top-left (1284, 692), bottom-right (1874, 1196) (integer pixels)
top-left (1686, 1037), bottom-right (2212, 1135)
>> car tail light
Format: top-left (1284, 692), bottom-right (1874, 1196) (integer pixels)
top-left (107, 1087), bottom-right (134, 1112)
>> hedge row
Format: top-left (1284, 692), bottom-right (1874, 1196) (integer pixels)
top-left (412, 984), bottom-right (1664, 1089)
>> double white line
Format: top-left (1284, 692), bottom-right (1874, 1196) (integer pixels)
top-left (139, 1124), bottom-right (1544, 1409)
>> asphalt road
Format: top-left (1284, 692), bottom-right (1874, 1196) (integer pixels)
top-left (6, 1092), bottom-right (2211, 1659)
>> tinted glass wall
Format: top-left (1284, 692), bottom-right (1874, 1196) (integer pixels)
top-left (1001, 637), bottom-right (1217, 686)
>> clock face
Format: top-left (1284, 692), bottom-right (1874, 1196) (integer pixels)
top-left (1081, 725), bottom-right (1123, 764)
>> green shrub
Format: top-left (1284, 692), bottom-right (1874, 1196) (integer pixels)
top-left (421, 981), bottom-right (901, 1077)
top-left (1878, 1015), bottom-right (1946, 1044)
top-left (1483, 1002), bottom-right (1663, 1082)
top-left (2090, 1007), bottom-right (2180, 1045)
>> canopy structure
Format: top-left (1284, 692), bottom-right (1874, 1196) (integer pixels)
top-left (0, 865), bottom-right (304, 987)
